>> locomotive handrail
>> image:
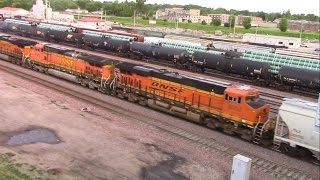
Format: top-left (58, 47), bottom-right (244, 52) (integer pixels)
top-left (253, 116), bottom-right (261, 136)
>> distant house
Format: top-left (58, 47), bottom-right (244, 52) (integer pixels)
top-left (0, 7), bottom-right (29, 18)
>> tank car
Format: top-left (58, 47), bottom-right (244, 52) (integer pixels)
top-left (82, 35), bottom-right (106, 50)
top-left (60, 32), bottom-right (84, 46)
top-left (103, 38), bottom-right (130, 53)
top-left (274, 98), bottom-right (320, 160)
top-left (47, 29), bottom-right (67, 42)
top-left (130, 42), bottom-right (152, 58)
top-left (228, 58), bottom-right (271, 81)
top-left (24, 26), bottom-right (48, 40)
top-left (278, 66), bottom-right (320, 91)
top-left (7, 23), bottom-right (21, 34)
top-left (130, 42), bottom-right (189, 64)
top-left (0, 21), bottom-right (8, 32)
top-left (192, 51), bottom-right (229, 72)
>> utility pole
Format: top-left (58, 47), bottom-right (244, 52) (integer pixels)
top-left (175, 12), bottom-right (179, 29)
top-left (299, 21), bottom-right (303, 41)
top-left (233, 16), bottom-right (236, 36)
top-left (134, 10), bottom-right (136, 27)
top-left (100, 8), bottom-right (103, 20)
top-left (228, 15), bottom-right (232, 36)
top-left (255, 24), bottom-right (259, 42)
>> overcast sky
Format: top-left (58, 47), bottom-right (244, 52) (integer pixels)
top-left (106, 0), bottom-right (319, 15)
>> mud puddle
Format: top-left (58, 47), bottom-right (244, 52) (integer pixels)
top-left (5, 127), bottom-right (60, 146)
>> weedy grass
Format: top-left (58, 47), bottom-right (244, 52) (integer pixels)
top-left (0, 153), bottom-right (55, 180)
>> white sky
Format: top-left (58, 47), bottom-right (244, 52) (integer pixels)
top-left (105, 0), bottom-right (320, 15)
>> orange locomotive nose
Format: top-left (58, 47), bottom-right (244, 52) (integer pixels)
top-left (256, 104), bottom-right (270, 123)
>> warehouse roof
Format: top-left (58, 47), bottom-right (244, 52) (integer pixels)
top-left (0, 7), bottom-right (26, 11)
top-left (77, 17), bottom-right (105, 23)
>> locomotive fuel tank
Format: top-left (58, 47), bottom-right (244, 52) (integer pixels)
top-left (278, 66), bottom-right (320, 90)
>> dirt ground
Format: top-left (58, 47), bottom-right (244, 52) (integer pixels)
top-left (0, 71), bottom-right (226, 179)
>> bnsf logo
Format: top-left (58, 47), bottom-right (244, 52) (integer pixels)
top-left (151, 82), bottom-right (181, 92)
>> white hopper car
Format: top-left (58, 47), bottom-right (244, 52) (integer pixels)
top-left (274, 97), bottom-right (320, 160)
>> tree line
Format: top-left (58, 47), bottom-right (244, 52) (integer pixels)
top-left (1, 0), bottom-right (319, 22)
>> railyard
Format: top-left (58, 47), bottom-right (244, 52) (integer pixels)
top-left (0, 15), bottom-right (319, 180)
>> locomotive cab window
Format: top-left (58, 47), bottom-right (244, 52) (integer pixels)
top-left (245, 95), bottom-right (266, 109)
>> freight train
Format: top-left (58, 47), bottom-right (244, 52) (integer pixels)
top-left (0, 19), bottom-right (319, 94)
top-left (0, 35), bottom-right (319, 162)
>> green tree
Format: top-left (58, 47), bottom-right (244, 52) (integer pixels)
top-left (74, 0), bottom-right (90, 9)
top-left (201, 20), bottom-right (207, 25)
top-left (50, 0), bottom-right (78, 11)
top-left (243, 17), bottom-right (251, 29)
top-left (282, 10), bottom-right (291, 19)
top-left (135, 0), bottom-right (146, 15)
top-left (228, 15), bottom-right (236, 27)
top-left (279, 18), bottom-right (288, 32)
top-left (85, 1), bottom-right (102, 12)
top-left (224, 22), bottom-right (230, 27)
top-left (187, 19), bottom-right (192, 23)
top-left (211, 19), bottom-right (221, 26)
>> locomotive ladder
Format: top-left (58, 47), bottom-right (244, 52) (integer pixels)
top-left (253, 116), bottom-right (263, 144)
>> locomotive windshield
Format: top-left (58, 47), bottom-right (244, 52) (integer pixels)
top-left (246, 95), bottom-right (266, 109)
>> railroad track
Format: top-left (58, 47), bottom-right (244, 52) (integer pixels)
top-left (1, 32), bottom-right (318, 99)
top-left (0, 60), bottom-right (317, 180)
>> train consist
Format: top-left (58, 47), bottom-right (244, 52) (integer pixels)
top-left (0, 35), bottom-right (319, 162)
top-left (0, 19), bottom-right (319, 94)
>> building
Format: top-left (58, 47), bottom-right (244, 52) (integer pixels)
top-left (0, 7), bottom-right (29, 18)
top-left (237, 15), bottom-right (263, 25)
top-left (242, 33), bottom-right (301, 48)
top-left (208, 14), bottom-right (230, 24)
top-left (178, 15), bottom-right (211, 24)
top-left (207, 14), bottom-right (263, 26)
top-left (287, 20), bottom-right (319, 32)
top-left (155, 8), bottom-right (200, 20)
top-left (31, 0), bottom-right (52, 19)
top-left (155, 8), bottom-right (213, 24)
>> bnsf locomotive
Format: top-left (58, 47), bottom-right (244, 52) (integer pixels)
top-left (1, 35), bottom-right (319, 162)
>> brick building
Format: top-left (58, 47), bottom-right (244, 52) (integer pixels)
top-left (207, 14), bottom-right (230, 24)
top-left (287, 20), bottom-right (319, 32)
